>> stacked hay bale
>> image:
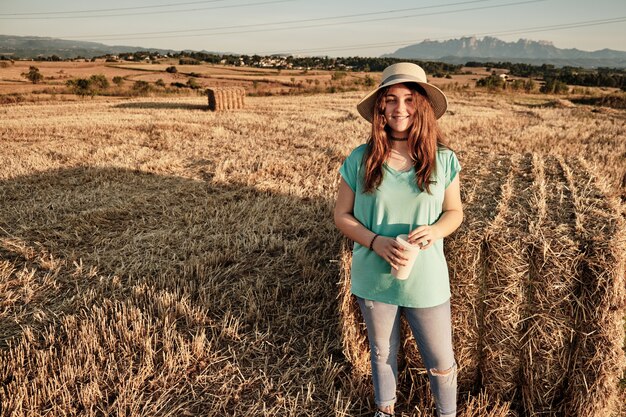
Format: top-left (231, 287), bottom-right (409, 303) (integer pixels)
top-left (479, 153), bottom-right (533, 404)
top-left (560, 157), bottom-right (626, 416)
top-left (517, 154), bottom-right (579, 415)
top-left (446, 152), bottom-right (512, 393)
top-left (338, 238), bottom-right (370, 378)
top-left (338, 152), bottom-right (626, 416)
top-left (207, 87), bottom-right (245, 111)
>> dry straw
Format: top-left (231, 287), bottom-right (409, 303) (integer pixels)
top-left (0, 91), bottom-right (624, 416)
top-left (339, 151), bottom-right (626, 416)
top-left (207, 87), bottom-right (246, 111)
top-left (560, 157), bottom-right (626, 416)
top-left (447, 152), bottom-right (513, 393)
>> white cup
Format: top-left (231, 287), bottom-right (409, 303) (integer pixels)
top-left (391, 234), bottom-right (421, 280)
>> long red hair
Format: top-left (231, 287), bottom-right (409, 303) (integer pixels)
top-left (363, 82), bottom-right (449, 193)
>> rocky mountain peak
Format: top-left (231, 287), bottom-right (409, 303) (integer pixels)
top-left (382, 36), bottom-right (626, 68)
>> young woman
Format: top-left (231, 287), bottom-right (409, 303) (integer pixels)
top-left (334, 63), bottom-right (463, 417)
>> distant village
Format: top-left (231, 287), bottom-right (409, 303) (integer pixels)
top-left (103, 53), bottom-right (305, 69)
top-left (1, 50), bottom-right (458, 75)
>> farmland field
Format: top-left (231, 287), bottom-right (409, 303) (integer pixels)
top-left (0, 79), bottom-right (625, 416)
top-left (0, 60), bottom-right (499, 98)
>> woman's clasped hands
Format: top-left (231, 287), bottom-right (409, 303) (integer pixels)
top-left (408, 224), bottom-right (441, 250)
top-left (371, 236), bottom-right (408, 271)
top-left (372, 224), bottom-right (440, 269)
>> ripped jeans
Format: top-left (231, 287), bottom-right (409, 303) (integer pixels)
top-left (357, 297), bottom-right (457, 417)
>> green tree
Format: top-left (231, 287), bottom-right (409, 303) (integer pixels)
top-left (165, 66), bottom-right (177, 73)
top-left (510, 79), bottom-right (525, 91)
top-left (112, 76), bottom-right (124, 86)
top-left (540, 78), bottom-right (568, 94)
top-left (132, 81), bottom-right (152, 95)
top-left (179, 58), bottom-right (199, 65)
top-left (66, 78), bottom-right (94, 97)
top-left (476, 74), bottom-right (505, 91)
top-left (23, 66), bottom-right (43, 84)
top-left (186, 78), bottom-right (200, 89)
top-left (89, 74), bottom-right (109, 92)
top-left (331, 71), bottom-right (347, 81)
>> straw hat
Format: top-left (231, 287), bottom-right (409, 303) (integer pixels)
top-left (357, 62), bottom-right (448, 122)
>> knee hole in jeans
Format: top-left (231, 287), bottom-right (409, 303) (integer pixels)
top-left (428, 362), bottom-right (457, 378)
top-left (371, 340), bottom-right (398, 362)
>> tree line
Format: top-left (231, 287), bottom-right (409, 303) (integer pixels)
top-left (163, 52), bottom-right (462, 75)
top-left (9, 51), bottom-right (624, 90)
top-left (466, 61), bottom-right (625, 90)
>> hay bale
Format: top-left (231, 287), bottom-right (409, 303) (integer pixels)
top-left (445, 162), bottom-right (485, 392)
top-left (338, 151), bottom-right (625, 416)
top-left (479, 153), bottom-right (533, 402)
top-left (518, 154), bottom-right (579, 415)
top-left (447, 153), bottom-right (513, 393)
top-left (236, 87), bottom-right (245, 108)
top-left (226, 89), bottom-right (233, 109)
top-left (207, 87), bottom-right (246, 111)
top-left (216, 89), bottom-right (224, 111)
top-left (560, 156), bottom-right (626, 417)
top-left (338, 238), bottom-right (370, 378)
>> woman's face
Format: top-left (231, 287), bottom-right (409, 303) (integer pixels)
top-left (383, 83), bottom-right (416, 137)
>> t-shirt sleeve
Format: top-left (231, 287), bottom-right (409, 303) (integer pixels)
top-left (445, 151), bottom-right (461, 188)
top-left (339, 147), bottom-right (361, 192)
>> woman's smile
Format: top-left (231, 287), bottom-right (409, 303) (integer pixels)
top-left (384, 84), bottom-right (416, 137)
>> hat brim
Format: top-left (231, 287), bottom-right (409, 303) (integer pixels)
top-left (356, 78), bottom-right (448, 122)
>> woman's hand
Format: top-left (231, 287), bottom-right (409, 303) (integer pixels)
top-left (372, 236), bottom-right (408, 270)
top-left (408, 225), bottom-right (441, 250)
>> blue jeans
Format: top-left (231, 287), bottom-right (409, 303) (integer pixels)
top-left (357, 297), bottom-right (457, 417)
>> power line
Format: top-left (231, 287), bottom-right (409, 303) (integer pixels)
top-left (61, 0), bottom-right (493, 40)
top-left (48, 0), bottom-right (546, 41)
top-left (258, 17), bottom-right (626, 55)
top-left (0, 0), bottom-right (301, 19)
top-left (0, 0), bottom-right (231, 16)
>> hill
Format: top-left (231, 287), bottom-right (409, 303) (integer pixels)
top-left (383, 36), bottom-right (626, 68)
top-left (0, 35), bottom-right (177, 59)
top-left (0, 35), bottom-right (231, 59)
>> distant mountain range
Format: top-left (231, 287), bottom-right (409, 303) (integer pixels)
top-left (0, 35), bottom-right (178, 59)
top-left (383, 36), bottom-right (626, 68)
top-left (1, 34), bottom-right (625, 68)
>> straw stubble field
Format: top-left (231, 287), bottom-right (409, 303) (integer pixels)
top-left (0, 90), bottom-right (624, 416)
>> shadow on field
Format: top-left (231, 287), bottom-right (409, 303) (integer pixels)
top-left (114, 102), bottom-right (209, 110)
top-left (0, 166), bottom-right (353, 415)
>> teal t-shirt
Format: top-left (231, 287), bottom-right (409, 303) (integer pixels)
top-left (339, 143), bottom-right (461, 308)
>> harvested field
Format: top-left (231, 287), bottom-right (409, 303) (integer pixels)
top-left (0, 61), bottom-right (370, 97)
top-left (0, 90), bottom-right (624, 416)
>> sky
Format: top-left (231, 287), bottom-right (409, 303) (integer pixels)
top-left (1, 0), bottom-right (625, 56)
